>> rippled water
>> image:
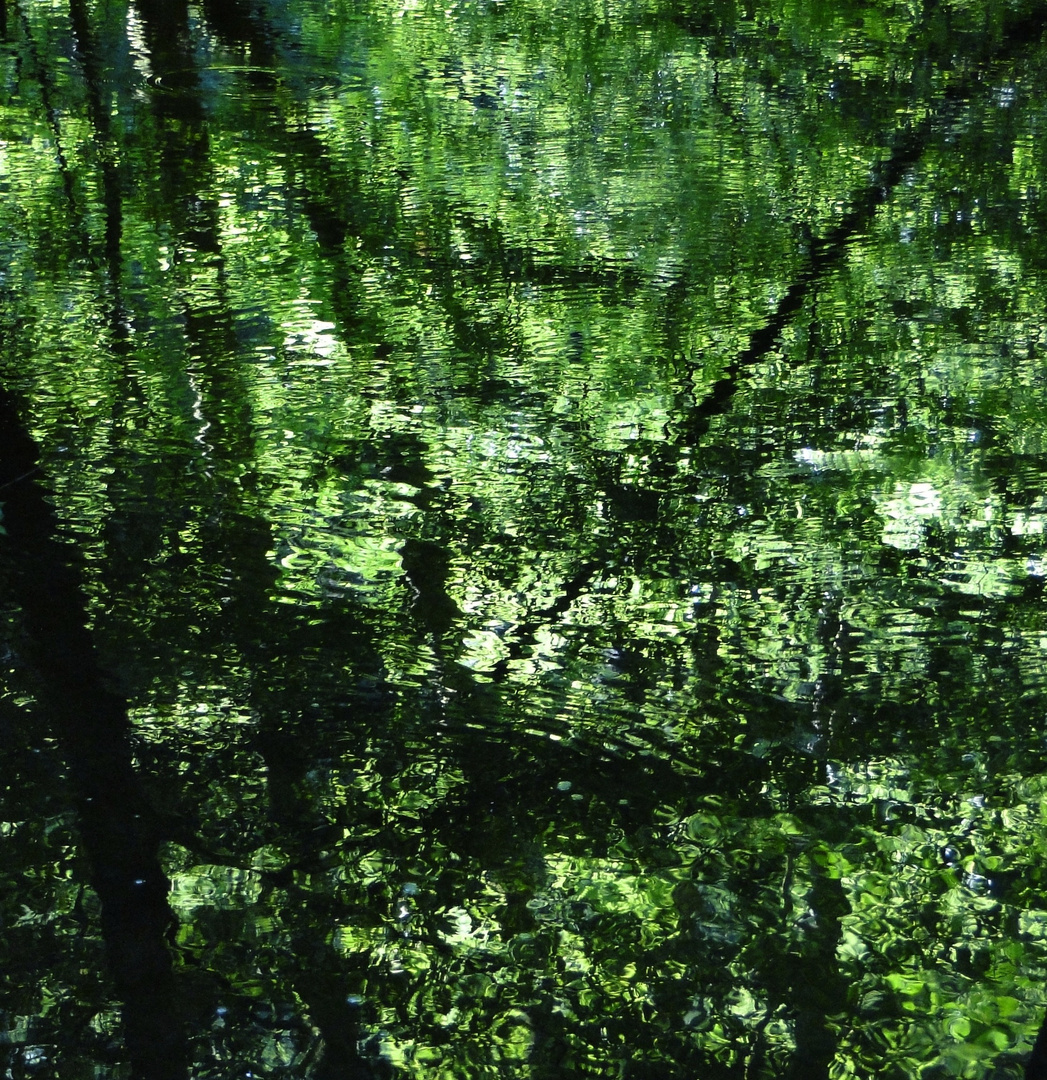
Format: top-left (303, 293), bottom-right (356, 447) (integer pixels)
top-left (3, 0), bottom-right (1047, 1076)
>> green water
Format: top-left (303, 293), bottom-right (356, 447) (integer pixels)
top-left (4, 0), bottom-right (1047, 1076)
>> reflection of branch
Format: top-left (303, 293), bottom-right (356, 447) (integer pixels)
top-left (490, 559), bottom-right (603, 682)
top-left (681, 121), bottom-right (925, 444)
top-left (682, 5), bottom-right (1047, 444)
top-left (478, 5), bottom-right (1047, 732)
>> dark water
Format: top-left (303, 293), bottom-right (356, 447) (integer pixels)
top-left (4, 0), bottom-right (1047, 1076)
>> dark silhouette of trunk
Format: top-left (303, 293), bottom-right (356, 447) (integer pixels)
top-left (1028, 1015), bottom-right (1047, 1080)
top-left (0, 383), bottom-right (188, 1080)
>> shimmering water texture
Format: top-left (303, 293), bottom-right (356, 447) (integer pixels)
top-left (4, 0), bottom-right (1047, 1077)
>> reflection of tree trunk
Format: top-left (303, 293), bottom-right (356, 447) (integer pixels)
top-left (121, 5), bottom-right (386, 1074)
top-left (13, 0), bottom-right (79, 214)
top-left (782, 872), bottom-right (847, 1080)
top-left (1027, 1017), bottom-right (1047, 1079)
top-left (132, 0), bottom-right (191, 60)
top-left (0, 385), bottom-right (187, 1080)
top-left (68, 0), bottom-right (122, 267)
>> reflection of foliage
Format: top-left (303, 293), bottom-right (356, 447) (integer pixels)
top-left (4, 0), bottom-right (1047, 1075)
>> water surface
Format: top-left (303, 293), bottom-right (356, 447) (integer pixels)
top-left (3, 0), bottom-right (1047, 1076)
